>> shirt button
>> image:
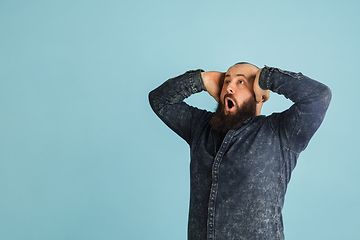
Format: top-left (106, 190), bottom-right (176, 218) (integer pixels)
top-left (209, 224), bottom-right (213, 228)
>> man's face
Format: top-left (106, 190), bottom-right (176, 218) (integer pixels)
top-left (220, 64), bottom-right (259, 116)
top-left (209, 63), bottom-right (259, 134)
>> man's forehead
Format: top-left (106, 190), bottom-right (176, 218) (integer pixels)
top-left (226, 64), bottom-right (257, 76)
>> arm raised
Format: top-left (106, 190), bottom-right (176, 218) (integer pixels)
top-left (201, 71), bottom-right (225, 103)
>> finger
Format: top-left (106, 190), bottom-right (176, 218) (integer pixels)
top-left (262, 92), bottom-right (270, 103)
top-left (255, 94), bottom-right (263, 103)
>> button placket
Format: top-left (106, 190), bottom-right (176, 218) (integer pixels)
top-left (207, 130), bottom-right (234, 239)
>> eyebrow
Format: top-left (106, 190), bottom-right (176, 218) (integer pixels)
top-left (225, 74), bottom-right (247, 79)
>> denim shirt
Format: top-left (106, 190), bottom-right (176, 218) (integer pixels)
top-left (149, 66), bottom-right (331, 240)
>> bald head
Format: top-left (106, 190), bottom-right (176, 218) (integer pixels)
top-left (225, 63), bottom-right (259, 84)
top-left (233, 62), bottom-right (259, 69)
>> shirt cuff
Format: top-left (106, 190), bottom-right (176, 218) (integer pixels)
top-left (189, 69), bottom-right (206, 93)
top-left (258, 65), bottom-right (273, 90)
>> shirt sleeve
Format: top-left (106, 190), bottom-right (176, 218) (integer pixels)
top-left (148, 70), bottom-right (212, 144)
top-left (259, 66), bottom-right (332, 153)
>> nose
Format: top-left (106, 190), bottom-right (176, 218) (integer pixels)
top-left (226, 83), bottom-right (234, 94)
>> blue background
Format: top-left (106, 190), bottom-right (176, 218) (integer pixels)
top-left (1, 0), bottom-right (359, 239)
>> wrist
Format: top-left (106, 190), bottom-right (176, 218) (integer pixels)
top-left (201, 72), bottom-right (209, 91)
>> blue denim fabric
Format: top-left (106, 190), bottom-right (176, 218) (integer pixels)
top-left (149, 67), bottom-right (331, 240)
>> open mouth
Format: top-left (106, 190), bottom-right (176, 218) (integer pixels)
top-left (227, 99), bottom-right (234, 109)
top-left (225, 96), bottom-right (236, 112)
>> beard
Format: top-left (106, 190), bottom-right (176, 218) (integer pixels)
top-left (209, 95), bottom-right (256, 135)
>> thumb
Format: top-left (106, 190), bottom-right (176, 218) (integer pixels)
top-left (255, 92), bottom-right (263, 103)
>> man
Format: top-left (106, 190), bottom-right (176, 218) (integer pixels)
top-left (149, 62), bottom-right (331, 240)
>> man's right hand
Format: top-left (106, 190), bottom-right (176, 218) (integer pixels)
top-left (201, 71), bottom-right (225, 103)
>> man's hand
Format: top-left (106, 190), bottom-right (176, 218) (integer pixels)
top-left (201, 71), bottom-right (225, 102)
top-left (253, 68), bottom-right (270, 103)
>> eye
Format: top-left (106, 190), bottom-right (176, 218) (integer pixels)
top-left (224, 80), bottom-right (230, 84)
top-left (238, 80), bottom-right (244, 84)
